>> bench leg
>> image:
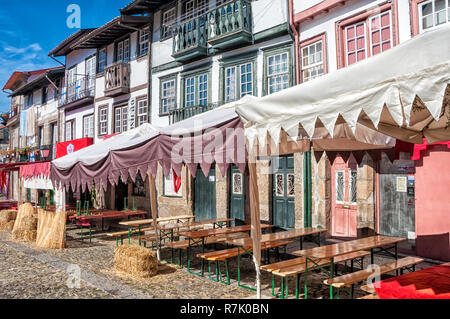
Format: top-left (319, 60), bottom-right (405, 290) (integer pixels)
top-left (208, 261), bottom-right (219, 282)
top-left (295, 274), bottom-right (301, 299)
top-left (272, 275), bottom-right (286, 299)
top-left (218, 260), bottom-right (230, 285)
top-left (89, 225), bottom-right (92, 243)
top-left (351, 259), bottom-right (354, 273)
top-left (238, 252), bottom-right (256, 291)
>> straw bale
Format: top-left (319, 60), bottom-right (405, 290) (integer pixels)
top-left (35, 209), bottom-right (66, 249)
top-left (114, 245), bottom-right (158, 278)
top-left (0, 210), bottom-right (17, 224)
top-left (0, 220), bottom-right (15, 230)
top-left (12, 203), bottom-right (38, 242)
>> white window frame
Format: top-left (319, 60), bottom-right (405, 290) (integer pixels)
top-left (162, 7), bottom-right (176, 38)
top-left (240, 62), bottom-right (253, 97)
top-left (198, 74), bottom-right (208, 106)
top-left (114, 105), bottom-right (128, 134)
top-left (418, 0), bottom-right (450, 33)
top-left (267, 52), bottom-right (289, 95)
top-left (185, 76), bottom-right (196, 107)
top-left (224, 66), bottom-right (237, 103)
top-left (139, 28), bottom-right (150, 56)
top-left (99, 107), bottom-right (108, 135)
top-left (137, 99), bottom-right (148, 127)
top-left (86, 56), bottom-right (96, 90)
top-left (369, 11), bottom-right (393, 56)
top-left (161, 78), bottom-right (176, 114)
top-left (83, 114), bottom-right (94, 138)
top-left (348, 169), bottom-right (357, 205)
top-left (65, 121), bottom-right (74, 142)
top-left (97, 48), bottom-right (107, 73)
top-left (164, 169), bottom-right (183, 197)
top-left (301, 40), bottom-right (324, 83)
top-left (117, 38), bottom-right (130, 63)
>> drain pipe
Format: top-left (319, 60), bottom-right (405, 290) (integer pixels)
top-left (289, 0), bottom-right (312, 227)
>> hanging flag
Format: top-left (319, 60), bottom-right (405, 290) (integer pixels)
top-left (56, 137), bottom-right (94, 159)
top-left (173, 169), bottom-right (181, 194)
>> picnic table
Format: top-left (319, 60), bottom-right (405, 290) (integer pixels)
top-left (118, 215), bottom-right (196, 244)
top-left (220, 227), bottom-right (327, 290)
top-left (179, 224), bottom-right (274, 277)
top-left (74, 210), bottom-right (147, 242)
top-left (291, 235), bottom-right (406, 299)
top-left (360, 262), bottom-right (450, 298)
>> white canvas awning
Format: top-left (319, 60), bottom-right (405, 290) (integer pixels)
top-left (22, 176), bottom-right (53, 190)
top-left (236, 24), bottom-right (450, 149)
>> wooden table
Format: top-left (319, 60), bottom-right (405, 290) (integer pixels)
top-left (179, 224), bottom-right (274, 277)
top-left (291, 235), bottom-right (406, 299)
top-left (223, 227), bottom-right (326, 290)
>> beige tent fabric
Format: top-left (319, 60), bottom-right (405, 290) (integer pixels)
top-left (236, 25), bottom-right (450, 149)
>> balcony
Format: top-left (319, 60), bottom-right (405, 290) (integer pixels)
top-left (169, 103), bottom-right (220, 124)
top-left (207, 0), bottom-right (252, 50)
top-left (104, 61), bottom-right (130, 97)
top-left (172, 16), bottom-right (208, 62)
top-left (59, 75), bottom-right (95, 108)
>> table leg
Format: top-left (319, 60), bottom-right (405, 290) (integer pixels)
top-left (300, 237), bottom-right (303, 250)
top-left (395, 243), bottom-right (399, 276)
top-left (304, 258), bottom-right (308, 299)
top-left (371, 248), bottom-right (374, 265)
top-left (330, 258), bottom-right (334, 300)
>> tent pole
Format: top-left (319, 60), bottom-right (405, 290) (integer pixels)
top-left (148, 172), bottom-right (160, 262)
top-left (249, 161), bottom-right (262, 299)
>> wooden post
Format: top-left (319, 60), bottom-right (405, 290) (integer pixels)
top-left (249, 161), bottom-right (262, 299)
top-left (148, 172), bottom-right (160, 262)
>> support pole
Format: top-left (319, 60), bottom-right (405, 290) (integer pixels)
top-left (249, 161), bottom-right (262, 299)
top-left (148, 172), bottom-right (160, 262)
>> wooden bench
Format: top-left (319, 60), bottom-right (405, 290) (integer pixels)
top-left (358, 293), bottom-right (380, 299)
top-left (196, 240), bottom-right (294, 285)
top-left (106, 227), bottom-right (153, 246)
top-left (323, 256), bottom-right (424, 299)
top-left (266, 251), bottom-right (372, 299)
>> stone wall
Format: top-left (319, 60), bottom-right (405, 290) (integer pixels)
top-left (311, 152), bottom-right (331, 235)
top-left (356, 155), bottom-right (376, 233)
top-left (294, 152), bottom-right (304, 229)
top-left (216, 168), bottom-right (229, 220)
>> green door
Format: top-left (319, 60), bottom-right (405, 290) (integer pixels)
top-left (272, 155), bottom-right (295, 229)
top-left (229, 165), bottom-right (246, 225)
top-left (194, 167), bottom-right (217, 221)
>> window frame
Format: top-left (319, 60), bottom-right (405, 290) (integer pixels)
top-left (98, 105), bottom-right (109, 137)
top-left (97, 47), bottom-right (107, 74)
top-left (180, 69), bottom-right (211, 108)
top-left (116, 37), bottom-right (131, 63)
top-left (82, 114), bottom-right (95, 138)
top-left (163, 169), bottom-right (183, 197)
top-left (138, 27), bottom-right (150, 57)
top-left (113, 104), bottom-right (128, 134)
top-left (336, 2), bottom-right (398, 68)
top-left (264, 46), bottom-right (292, 96)
top-left (299, 33), bottom-right (327, 84)
top-left (159, 75), bottom-right (177, 116)
top-left (161, 6), bottom-right (177, 40)
top-left (417, 0), bottom-right (450, 33)
top-left (221, 58), bottom-right (257, 103)
top-left (136, 98), bottom-right (149, 127)
top-left (65, 119), bottom-right (75, 142)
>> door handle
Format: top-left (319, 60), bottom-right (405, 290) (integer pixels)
top-left (343, 205), bottom-right (350, 209)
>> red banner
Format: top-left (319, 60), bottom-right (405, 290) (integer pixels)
top-left (56, 138), bottom-right (94, 159)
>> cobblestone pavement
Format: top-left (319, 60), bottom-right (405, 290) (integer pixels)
top-left (0, 227), bottom-right (439, 299)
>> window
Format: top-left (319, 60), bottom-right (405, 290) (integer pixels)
top-left (224, 62), bottom-right (254, 103)
top-left (25, 93), bottom-right (33, 109)
top-left (114, 105), bottom-right (128, 134)
top-left (160, 78), bottom-right (176, 115)
top-left (419, 0), bottom-right (450, 32)
top-left (139, 28), bottom-right (150, 56)
top-left (267, 52), bottom-right (290, 95)
top-left (182, 0), bottom-right (208, 20)
top-left (51, 123), bottom-right (58, 160)
top-left (345, 22), bottom-right (367, 66)
top-left (116, 38), bottom-right (130, 63)
top-left (98, 106), bottom-right (108, 136)
top-left (183, 73), bottom-right (209, 107)
top-left (162, 8), bottom-right (176, 39)
top-left (41, 87), bottom-right (48, 104)
top-left (65, 120), bottom-right (75, 141)
top-left (83, 114), bottom-right (94, 138)
top-left (137, 99), bottom-right (148, 127)
top-left (369, 11), bottom-right (393, 56)
top-left (340, 7), bottom-right (396, 67)
top-left (301, 41), bottom-right (324, 83)
top-left (97, 48), bottom-right (107, 73)
top-left (86, 56), bottom-right (96, 90)
top-left (164, 169), bottom-right (182, 197)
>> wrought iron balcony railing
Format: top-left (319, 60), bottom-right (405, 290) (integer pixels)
top-left (168, 102), bottom-right (223, 124)
top-left (59, 75), bottom-right (95, 107)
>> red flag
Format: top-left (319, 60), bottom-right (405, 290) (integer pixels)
top-left (173, 169), bottom-right (181, 194)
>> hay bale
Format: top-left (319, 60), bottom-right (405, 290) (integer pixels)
top-left (12, 203), bottom-right (38, 242)
top-left (0, 220), bottom-right (15, 230)
top-left (114, 245), bottom-right (158, 278)
top-left (35, 209), bottom-right (66, 249)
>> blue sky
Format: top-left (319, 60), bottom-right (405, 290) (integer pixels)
top-left (0, 0), bottom-right (132, 113)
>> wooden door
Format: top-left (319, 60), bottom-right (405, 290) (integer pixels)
top-left (272, 156), bottom-right (295, 229)
top-left (331, 156), bottom-right (357, 238)
top-left (194, 167), bottom-right (217, 221)
top-left (229, 165), bottom-right (245, 225)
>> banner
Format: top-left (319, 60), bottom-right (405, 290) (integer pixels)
top-left (56, 137), bottom-right (93, 159)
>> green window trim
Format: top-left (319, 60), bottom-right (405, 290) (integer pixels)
top-left (219, 54), bottom-right (258, 104)
top-left (159, 74), bottom-right (178, 116)
top-left (180, 68), bottom-right (212, 108)
top-left (262, 43), bottom-right (294, 97)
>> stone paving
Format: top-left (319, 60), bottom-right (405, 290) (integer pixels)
top-left (0, 225), bottom-right (439, 299)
